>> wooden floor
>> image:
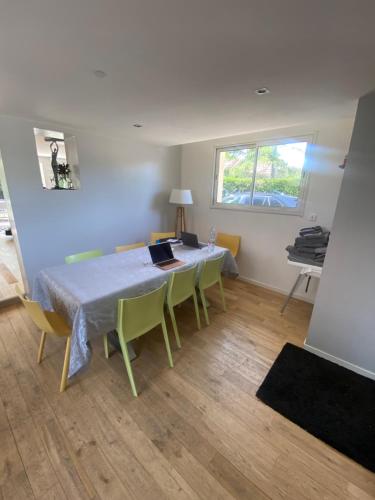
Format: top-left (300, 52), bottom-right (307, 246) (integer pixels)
top-left (0, 279), bottom-right (374, 500)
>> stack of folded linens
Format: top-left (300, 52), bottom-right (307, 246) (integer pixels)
top-left (286, 226), bottom-right (330, 267)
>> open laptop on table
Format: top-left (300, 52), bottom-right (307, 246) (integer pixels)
top-left (181, 231), bottom-right (206, 249)
top-left (148, 242), bottom-right (184, 270)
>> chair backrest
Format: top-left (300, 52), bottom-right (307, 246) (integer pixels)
top-left (15, 285), bottom-right (70, 336)
top-left (117, 282), bottom-right (167, 342)
top-left (167, 265), bottom-right (197, 306)
top-left (216, 232), bottom-right (241, 258)
top-left (199, 254), bottom-right (225, 290)
top-left (116, 242), bottom-right (145, 253)
top-left (150, 232), bottom-right (175, 244)
top-left (65, 249), bottom-right (103, 264)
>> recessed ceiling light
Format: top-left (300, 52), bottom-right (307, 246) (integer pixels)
top-left (93, 69), bottom-right (107, 78)
top-left (255, 87), bottom-right (270, 95)
top-left (133, 124), bottom-right (143, 128)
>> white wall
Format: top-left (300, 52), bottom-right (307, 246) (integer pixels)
top-left (180, 117), bottom-right (354, 302)
top-left (306, 93), bottom-right (375, 379)
top-left (0, 115), bottom-right (180, 289)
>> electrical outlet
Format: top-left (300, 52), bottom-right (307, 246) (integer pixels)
top-left (308, 213), bottom-right (317, 222)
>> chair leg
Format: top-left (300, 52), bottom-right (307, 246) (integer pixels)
top-left (218, 277), bottom-right (227, 312)
top-left (37, 331), bottom-right (47, 364)
top-left (60, 336), bottom-right (71, 393)
top-left (168, 303), bottom-right (181, 348)
top-left (200, 288), bottom-right (210, 326)
top-left (118, 333), bottom-right (138, 397)
top-left (161, 318), bottom-right (174, 368)
top-left (103, 333), bottom-right (109, 359)
top-left (192, 290), bottom-right (201, 330)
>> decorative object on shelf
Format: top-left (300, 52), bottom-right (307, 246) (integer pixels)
top-left (33, 128), bottom-right (80, 190)
top-left (47, 137), bottom-right (73, 189)
top-left (169, 189), bottom-right (193, 237)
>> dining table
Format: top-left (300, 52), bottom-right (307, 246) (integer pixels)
top-left (33, 244), bottom-right (239, 377)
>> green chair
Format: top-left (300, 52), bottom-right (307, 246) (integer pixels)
top-left (103, 282), bottom-right (173, 397)
top-left (65, 249), bottom-right (103, 264)
top-left (167, 265), bottom-right (201, 348)
top-left (198, 254), bottom-right (226, 326)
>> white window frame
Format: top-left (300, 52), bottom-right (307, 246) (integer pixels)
top-left (211, 134), bottom-right (315, 216)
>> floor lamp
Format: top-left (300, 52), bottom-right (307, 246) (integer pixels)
top-left (169, 189), bottom-right (193, 237)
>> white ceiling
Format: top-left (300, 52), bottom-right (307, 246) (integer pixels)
top-left (1, 0), bottom-right (375, 146)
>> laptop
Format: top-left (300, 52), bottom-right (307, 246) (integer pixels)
top-left (148, 242), bottom-right (184, 270)
top-left (181, 231), bottom-right (206, 249)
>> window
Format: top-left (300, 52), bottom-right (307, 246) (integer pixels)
top-left (213, 137), bottom-right (311, 214)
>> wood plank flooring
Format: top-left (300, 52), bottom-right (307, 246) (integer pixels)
top-left (0, 278), bottom-right (374, 499)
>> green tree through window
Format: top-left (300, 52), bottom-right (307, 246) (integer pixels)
top-left (215, 140), bottom-right (308, 210)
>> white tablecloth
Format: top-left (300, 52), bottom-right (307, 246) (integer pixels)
top-left (33, 245), bottom-right (238, 376)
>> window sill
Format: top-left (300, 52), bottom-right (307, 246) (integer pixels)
top-left (210, 203), bottom-right (304, 217)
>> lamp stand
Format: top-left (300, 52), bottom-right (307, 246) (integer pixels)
top-left (175, 206), bottom-right (186, 237)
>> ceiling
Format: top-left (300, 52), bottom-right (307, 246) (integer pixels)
top-left (1, 0), bottom-right (375, 146)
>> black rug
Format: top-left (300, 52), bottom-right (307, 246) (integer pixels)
top-left (256, 343), bottom-right (375, 472)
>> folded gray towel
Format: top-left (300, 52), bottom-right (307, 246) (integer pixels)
top-left (286, 246), bottom-right (326, 260)
top-left (286, 227), bottom-right (329, 267)
top-left (314, 247), bottom-right (327, 254)
top-left (291, 246), bottom-right (327, 255)
top-left (295, 233), bottom-right (329, 247)
top-left (299, 226), bottom-right (323, 237)
top-left (300, 232), bottom-right (328, 240)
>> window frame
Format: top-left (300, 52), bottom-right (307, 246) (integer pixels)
top-left (211, 134), bottom-right (315, 216)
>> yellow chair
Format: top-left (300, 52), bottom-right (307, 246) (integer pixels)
top-left (150, 232), bottom-right (176, 244)
top-left (103, 282), bottom-right (173, 397)
top-left (216, 232), bottom-right (241, 258)
top-left (65, 249), bottom-right (103, 264)
top-left (15, 285), bottom-right (72, 392)
top-left (167, 265), bottom-right (200, 348)
top-left (116, 242), bottom-right (145, 253)
top-left (198, 254), bottom-right (226, 326)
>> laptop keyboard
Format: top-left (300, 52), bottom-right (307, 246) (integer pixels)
top-left (158, 259), bottom-right (178, 267)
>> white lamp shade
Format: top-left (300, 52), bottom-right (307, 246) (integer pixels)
top-left (169, 189), bottom-right (193, 205)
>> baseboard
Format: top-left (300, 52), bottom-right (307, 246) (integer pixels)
top-left (238, 275), bottom-right (315, 304)
top-left (304, 341), bottom-right (375, 381)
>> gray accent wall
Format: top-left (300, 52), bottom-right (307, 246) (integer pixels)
top-left (306, 91), bottom-right (375, 377)
top-left (0, 115), bottom-right (180, 289)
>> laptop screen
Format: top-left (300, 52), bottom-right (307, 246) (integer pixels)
top-left (148, 242), bottom-right (174, 264)
top-left (181, 232), bottom-right (199, 248)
